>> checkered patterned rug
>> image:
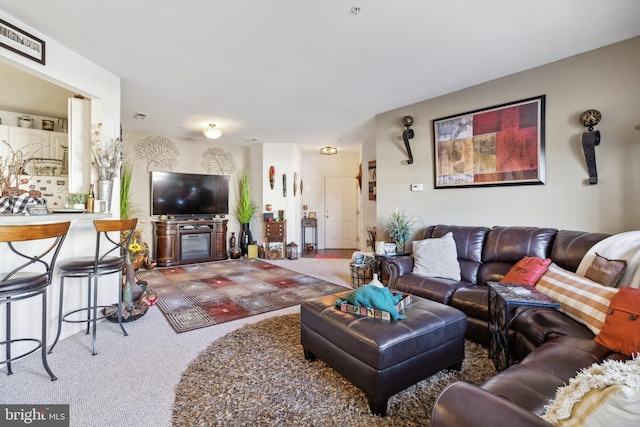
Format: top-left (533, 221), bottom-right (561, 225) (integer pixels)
top-left (136, 258), bottom-right (347, 333)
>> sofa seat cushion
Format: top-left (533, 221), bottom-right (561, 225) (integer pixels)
top-left (512, 306), bottom-right (595, 349)
top-left (481, 336), bottom-right (612, 415)
top-left (451, 286), bottom-right (489, 321)
top-left (394, 275), bottom-right (468, 305)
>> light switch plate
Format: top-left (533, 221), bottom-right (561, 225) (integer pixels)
top-left (411, 184), bottom-right (423, 191)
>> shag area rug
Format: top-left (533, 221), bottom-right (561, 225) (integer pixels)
top-left (136, 259), bottom-right (347, 333)
top-left (172, 313), bottom-right (496, 426)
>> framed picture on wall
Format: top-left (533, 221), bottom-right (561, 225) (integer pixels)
top-left (0, 19), bottom-right (46, 64)
top-left (368, 160), bottom-right (376, 201)
top-left (433, 95), bottom-right (546, 188)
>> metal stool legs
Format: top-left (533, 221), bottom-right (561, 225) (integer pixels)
top-left (49, 272), bottom-right (128, 356)
top-left (2, 290), bottom-right (57, 381)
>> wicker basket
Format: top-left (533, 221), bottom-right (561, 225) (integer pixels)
top-left (350, 262), bottom-right (375, 288)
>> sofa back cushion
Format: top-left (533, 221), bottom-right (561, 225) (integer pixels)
top-left (550, 229), bottom-right (610, 272)
top-left (426, 225), bottom-right (489, 285)
top-left (478, 226), bottom-right (557, 285)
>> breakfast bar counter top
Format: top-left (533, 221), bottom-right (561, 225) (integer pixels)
top-left (0, 212), bottom-right (111, 225)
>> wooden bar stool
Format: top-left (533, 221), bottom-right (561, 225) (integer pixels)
top-left (0, 221), bottom-right (71, 381)
top-left (49, 218), bottom-right (137, 356)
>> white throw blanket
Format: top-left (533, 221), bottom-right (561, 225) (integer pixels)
top-left (576, 231), bottom-right (640, 289)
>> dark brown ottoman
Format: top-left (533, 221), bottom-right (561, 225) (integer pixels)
top-left (300, 291), bottom-right (467, 416)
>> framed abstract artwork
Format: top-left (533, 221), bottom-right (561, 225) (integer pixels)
top-left (433, 95), bottom-right (545, 188)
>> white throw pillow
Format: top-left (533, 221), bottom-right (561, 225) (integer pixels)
top-left (411, 232), bottom-right (461, 281)
top-left (542, 358), bottom-right (640, 427)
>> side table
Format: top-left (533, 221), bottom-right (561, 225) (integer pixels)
top-left (487, 281), bottom-right (560, 371)
top-left (374, 251), bottom-right (411, 284)
top-left (301, 218), bottom-right (317, 252)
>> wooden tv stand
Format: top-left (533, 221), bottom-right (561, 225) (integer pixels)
top-left (152, 218), bottom-right (228, 267)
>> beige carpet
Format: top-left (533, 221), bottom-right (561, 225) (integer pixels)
top-left (0, 258), bottom-right (351, 427)
top-left (172, 313), bottom-right (496, 426)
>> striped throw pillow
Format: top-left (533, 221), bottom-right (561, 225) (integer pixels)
top-left (535, 263), bottom-right (618, 335)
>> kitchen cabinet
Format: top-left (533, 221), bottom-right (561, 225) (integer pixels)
top-left (4, 126), bottom-right (68, 175)
top-left (1, 125), bottom-right (69, 207)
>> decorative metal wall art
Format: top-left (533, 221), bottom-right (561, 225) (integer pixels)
top-left (402, 116), bottom-right (415, 165)
top-left (201, 147), bottom-right (236, 175)
top-left (269, 166), bottom-right (275, 189)
top-left (135, 136), bottom-right (180, 172)
top-left (282, 174), bottom-right (287, 197)
top-left (579, 109), bottom-right (602, 185)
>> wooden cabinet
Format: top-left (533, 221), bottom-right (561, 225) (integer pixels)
top-left (265, 221), bottom-right (286, 259)
top-left (153, 219), bottom-right (228, 267)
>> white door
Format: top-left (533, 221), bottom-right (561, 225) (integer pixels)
top-left (68, 97), bottom-right (91, 193)
top-left (324, 177), bottom-right (358, 249)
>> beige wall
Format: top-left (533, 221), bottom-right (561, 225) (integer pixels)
top-left (373, 36), bottom-right (640, 236)
top-left (123, 130), bottom-right (249, 247)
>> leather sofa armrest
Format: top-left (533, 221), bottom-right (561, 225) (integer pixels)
top-left (386, 256), bottom-right (414, 289)
top-left (431, 382), bottom-right (552, 427)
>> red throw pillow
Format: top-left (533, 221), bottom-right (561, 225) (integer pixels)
top-left (500, 256), bottom-right (552, 286)
top-left (594, 287), bottom-right (640, 357)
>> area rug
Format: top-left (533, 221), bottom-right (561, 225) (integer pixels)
top-left (172, 313), bottom-right (496, 426)
top-left (136, 259), bottom-right (348, 333)
top-left (314, 254), bottom-right (341, 259)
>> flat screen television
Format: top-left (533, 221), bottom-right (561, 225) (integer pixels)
top-left (151, 171), bottom-right (230, 218)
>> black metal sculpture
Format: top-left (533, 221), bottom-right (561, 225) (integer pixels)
top-left (402, 116), bottom-right (414, 165)
top-left (579, 109), bottom-right (602, 185)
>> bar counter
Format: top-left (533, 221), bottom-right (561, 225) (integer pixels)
top-left (1, 212), bottom-right (117, 359)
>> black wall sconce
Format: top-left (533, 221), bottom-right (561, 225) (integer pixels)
top-left (402, 115), bottom-right (414, 164)
top-left (579, 109), bottom-right (602, 185)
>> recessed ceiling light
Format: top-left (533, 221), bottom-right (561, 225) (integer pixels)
top-left (133, 112), bottom-right (148, 120)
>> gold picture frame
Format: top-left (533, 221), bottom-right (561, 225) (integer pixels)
top-left (307, 211), bottom-right (316, 218)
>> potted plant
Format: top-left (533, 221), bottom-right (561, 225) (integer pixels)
top-left (383, 208), bottom-right (420, 253)
top-left (235, 169), bottom-right (258, 255)
top-left (67, 193), bottom-right (87, 209)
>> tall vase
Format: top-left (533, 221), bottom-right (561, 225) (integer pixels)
top-left (98, 179), bottom-right (114, 212)
top-left (124, 262), bottom-right (143, 302)
top-left (240, 223), bottom-right (252, 256)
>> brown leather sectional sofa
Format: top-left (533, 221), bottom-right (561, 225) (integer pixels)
top-left (386, 225), bottom-right (629, 426)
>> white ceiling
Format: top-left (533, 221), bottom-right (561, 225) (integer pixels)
top-left (1, 1), bottom-right (639, 153)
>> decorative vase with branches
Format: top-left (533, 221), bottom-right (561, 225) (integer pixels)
top-left (235, 169), bottom-right (258, 256)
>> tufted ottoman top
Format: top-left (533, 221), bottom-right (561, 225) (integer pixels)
top-left (301, 291), bottom-right (467, 370)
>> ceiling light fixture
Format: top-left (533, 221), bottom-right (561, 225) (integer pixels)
top-left (202, 123), bottom-right (222, 139)
top-left (133, 112), bottom-right (148, 120)
top-left (320, 146), bottom-right (337, 155)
